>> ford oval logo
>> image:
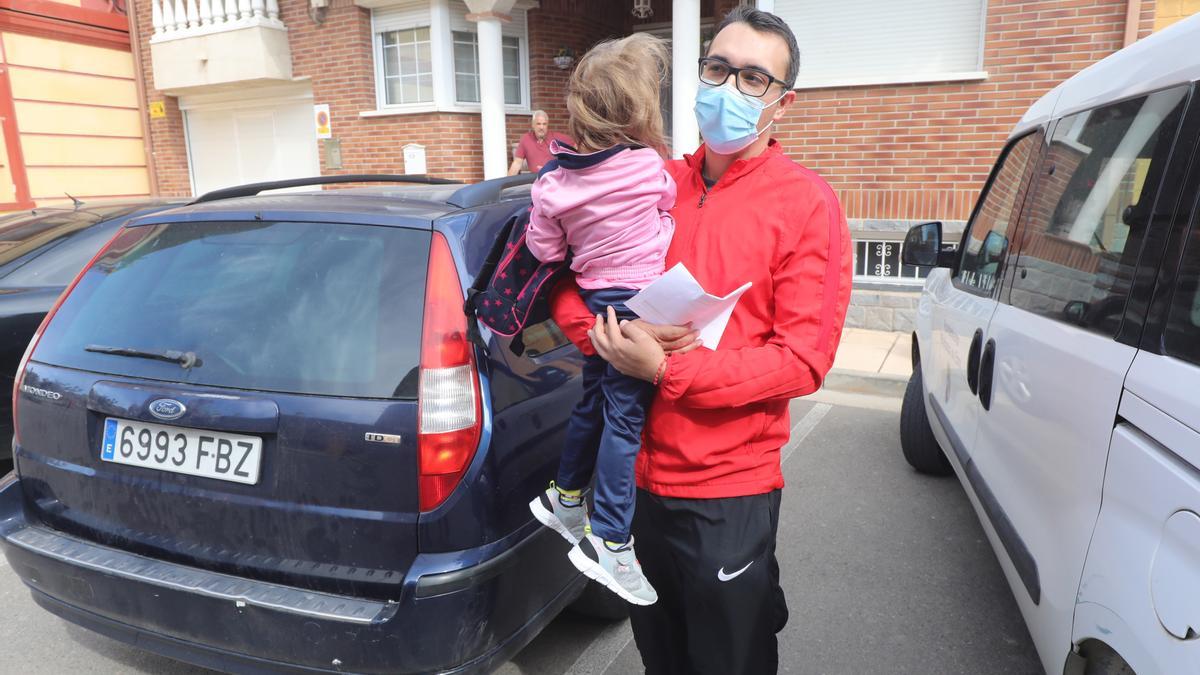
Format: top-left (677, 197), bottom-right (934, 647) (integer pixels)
top-left (149, 398), bottom-right (186, 421)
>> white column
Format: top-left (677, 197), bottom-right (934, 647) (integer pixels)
top-left (430, 0), bottom-right (455, 111)
top-left (474, 15), bottom-right (508, 179)
top-left (672, 0), bottom-right (701, 158)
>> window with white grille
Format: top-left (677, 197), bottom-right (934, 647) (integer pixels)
top-left (854, 237), bottom-right (957, 285)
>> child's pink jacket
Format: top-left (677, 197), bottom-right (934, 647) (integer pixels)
top-left (526, 141), bottom-right (675, 290)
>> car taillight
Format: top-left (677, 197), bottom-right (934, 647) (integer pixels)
top-left (418, 232), bottom-right (482, 512)
top-left (13, 227), bottom-right (130, 447)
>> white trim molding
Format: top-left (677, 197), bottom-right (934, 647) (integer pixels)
top-left (792, 71), bottom-right (989, 91)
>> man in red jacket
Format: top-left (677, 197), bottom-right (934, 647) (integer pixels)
top-left (548, 7), bottom-right (852, 674)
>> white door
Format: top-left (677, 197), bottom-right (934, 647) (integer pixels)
top-left (921, 130), bottom-right (1041, 475)
top-left (184, 96), bottom-right (320, 196)
top-left (969, 85), bottom-right (1189, 674)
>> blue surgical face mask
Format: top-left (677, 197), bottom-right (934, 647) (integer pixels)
top-left (694, 82), bottom-right (785, 155)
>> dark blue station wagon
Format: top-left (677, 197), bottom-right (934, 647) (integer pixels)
top-left (0, 176), bottom-right (620, 674)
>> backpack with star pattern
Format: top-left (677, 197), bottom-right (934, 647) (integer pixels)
top-left (464, 208), bottom-right (568, 354)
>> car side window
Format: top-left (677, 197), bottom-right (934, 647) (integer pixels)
top-left (956, 132), bottom-right (1041, 296)
top-left (1008, 87), bottom-right (1189, 337)
top-left (1165, 219), bottom-right (1200, 366)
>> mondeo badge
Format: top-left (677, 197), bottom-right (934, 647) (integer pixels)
top-left (148, 398), bottom-right (186, 421)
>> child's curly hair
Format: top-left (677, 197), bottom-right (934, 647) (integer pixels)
top-left (567, 33), bottom-right (669, 156)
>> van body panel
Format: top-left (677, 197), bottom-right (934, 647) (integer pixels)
top-left (1075, 414), bottom-right (1200, 675)
top-left (970, 306), bottom-right (1136, 674)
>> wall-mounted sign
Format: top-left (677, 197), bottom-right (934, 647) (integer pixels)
top-left (324, 138), bottom-right (342, 170)
top-left (148, 101), bottom-right (166, 119)
top-left (314, 104), bottom-right (332, 139)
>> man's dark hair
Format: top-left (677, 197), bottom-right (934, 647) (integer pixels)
top-left (713, 6), bottom-right (800, 88)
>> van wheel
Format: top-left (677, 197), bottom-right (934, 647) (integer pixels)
top-left (1081, 642), bottom-right (1135, 675)
top-left (568, 579), bottom-right (630, 621)
top-left (900, 369), bottom-right (953, 476)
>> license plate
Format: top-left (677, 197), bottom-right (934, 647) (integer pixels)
top-left (100, 417), bottom-right (262, 485)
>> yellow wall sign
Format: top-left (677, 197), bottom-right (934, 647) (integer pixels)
top-left (314, 104), bottom-right (332, 139)
top-left (148, 101), bottom-right (166, 119)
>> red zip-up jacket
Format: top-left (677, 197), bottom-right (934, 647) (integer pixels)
top-left (549, 140), bottom-right (853, 499)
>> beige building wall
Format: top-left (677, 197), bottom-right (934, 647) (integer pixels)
top-left (1156, 0), bottom-right (1200, 29)
top-left (2, 32), bottom-right (150, 207)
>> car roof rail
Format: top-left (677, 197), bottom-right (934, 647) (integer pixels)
top-left (189, 174), bottom-right (461, 204)
top-left (446, 173), bottom-right (536, 209)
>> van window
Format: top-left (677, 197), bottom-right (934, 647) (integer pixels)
top-left (33, 221), bottom-right (430, 399)
top-left (1008, 86), bottom-right (1188, 337)
top-left (1165, 220), bottom-right (1200, 366)
top-left (955, 131), bottom-right (1041, 296)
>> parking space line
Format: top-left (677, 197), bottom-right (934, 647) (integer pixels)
top-left (782, 403), bottom-right (832, 466)
top-left (566, 402), bottom-right (834, 674)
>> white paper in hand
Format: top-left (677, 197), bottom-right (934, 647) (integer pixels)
top-left (625, 263), bottom-right (752, 349)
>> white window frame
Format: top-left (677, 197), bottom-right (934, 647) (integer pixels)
top-left (771, 0), bottom-right (989, 91)
top-left (451, 30), bottom-right (525, 107)
top-left (376, 26), bottom-right (436, 108)
top-left (363, 0), bottom-right (533, 118)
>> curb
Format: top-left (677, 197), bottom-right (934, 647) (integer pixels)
top-left (822, 369), bottom-right (910, 398)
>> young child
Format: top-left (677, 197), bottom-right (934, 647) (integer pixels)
top-left (525, 33), bottom-right (674, 606)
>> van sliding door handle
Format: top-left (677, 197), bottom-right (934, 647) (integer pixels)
top-left (979, 339), bottom-right (997, 411)
top-left (967, 329), bottom-right (983, 395)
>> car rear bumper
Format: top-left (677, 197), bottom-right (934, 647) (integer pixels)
top-left (0, 474), bottom-right (584, 674)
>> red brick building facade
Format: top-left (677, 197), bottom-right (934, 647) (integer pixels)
top-left (132, 0), bottom-right (1186, 328)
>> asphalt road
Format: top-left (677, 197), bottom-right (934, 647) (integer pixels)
top-left (0, 393), bottom-right (1042, 674)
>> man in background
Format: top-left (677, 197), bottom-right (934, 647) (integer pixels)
top-left (508, 110), bottom-right (573, 175)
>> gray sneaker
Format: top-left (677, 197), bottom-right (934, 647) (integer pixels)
top-left (568, 534), bottom-right (658, 606)
top-left (529, 484), bottom-right (589, 545)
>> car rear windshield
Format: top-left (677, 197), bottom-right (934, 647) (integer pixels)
top-left (34, 220), bottom-right (430, 399)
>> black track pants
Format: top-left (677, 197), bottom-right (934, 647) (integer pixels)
top-left (628, 488), bottom-right (788, 675)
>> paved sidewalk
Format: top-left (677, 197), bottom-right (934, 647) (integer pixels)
top-left (820, 328), bottom-right (913, 399)
top-left (832, 328), bottom-right (913, 379)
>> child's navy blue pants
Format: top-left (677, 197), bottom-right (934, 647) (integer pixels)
top-left (556, 287), bottom-right (656, 544)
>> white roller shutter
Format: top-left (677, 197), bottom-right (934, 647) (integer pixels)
top-left (372, 1), bottom-right (430, 33)
top-left (772, 0), bottom-right (987, 89)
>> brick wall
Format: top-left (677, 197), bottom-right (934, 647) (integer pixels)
top-left (527, 0), bottom-right (627, 134)
top-left (135, 0), bottom-right (1164, 207)
top-left (133, 0), bottom-right (597, 195)
top-left (776, 0), bottom-right (1157, 225)
top-left (283, 0), bottom-right (537, 182)
top-left (132, 0), bottom-right (189, 196)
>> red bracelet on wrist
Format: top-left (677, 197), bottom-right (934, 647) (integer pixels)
top-left (653, 355), bottom-right (670, 386)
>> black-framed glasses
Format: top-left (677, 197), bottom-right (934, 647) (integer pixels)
top-left (697, 57), bottom-right (788, 98)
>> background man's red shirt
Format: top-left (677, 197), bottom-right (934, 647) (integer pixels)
top-left (515, 131), bottom-right (573, 173)
top-left (550, 141), bottom-right (853, 499)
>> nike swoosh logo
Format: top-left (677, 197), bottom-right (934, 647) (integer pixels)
top-left (717, 561), bottom-right (754, 582)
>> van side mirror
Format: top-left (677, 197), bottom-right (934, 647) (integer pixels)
top-left (980, 231), bottom-right (1009, 267)
top-left (1063, 300), bottom-right (1090, 326)
top-left (902, 221), bottom-right (951, 267)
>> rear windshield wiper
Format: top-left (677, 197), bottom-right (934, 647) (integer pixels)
top-left (85, 344), bottom-right (202, 369)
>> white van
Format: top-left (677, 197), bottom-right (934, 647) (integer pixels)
top-left (899, 13), bottom-right (1200, 675)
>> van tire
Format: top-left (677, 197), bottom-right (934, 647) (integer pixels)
top-left (1082, 642), bottom-right (1135, 675)
top-left (568, 579), bottom-right (630, 621)
top-left (900, 369), bottom-right (953, 476)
